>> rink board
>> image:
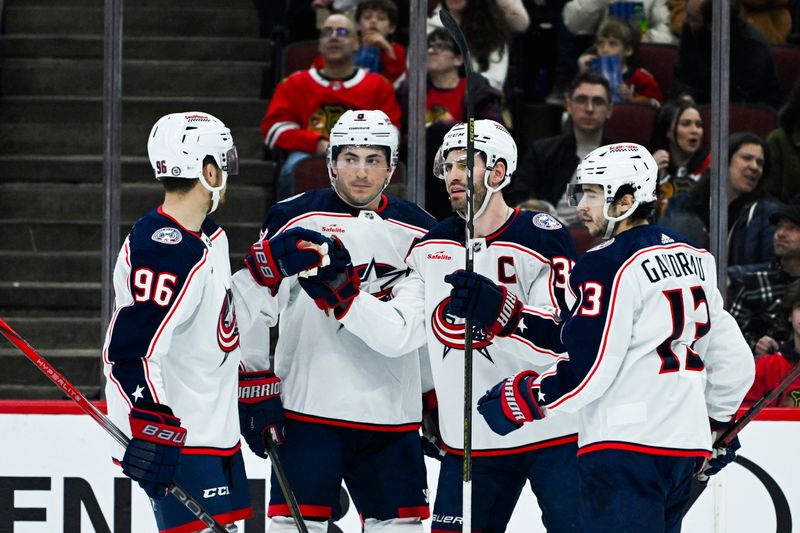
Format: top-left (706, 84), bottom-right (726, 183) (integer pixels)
top-left (0, 402), bottom-right (798, 533)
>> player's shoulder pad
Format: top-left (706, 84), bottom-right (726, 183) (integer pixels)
top-left (497, 210), bottom-right (577, 260)
top-left (417, 216), bottom-right (464, 246)
top-left (381, 194), bottom-right (437, 233)
top-left (127, 208), bottom-right (206, 275)
top-left (261, 189), bottom-right (347, 237)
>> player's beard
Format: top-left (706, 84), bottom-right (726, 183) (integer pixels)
top-left (585, 212), bottom-right (609, 237)
top-left (451, 178), bottom-right (487, 216)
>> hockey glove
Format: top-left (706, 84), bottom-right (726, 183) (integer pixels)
top-left (421, 391), bottom-right (445, 460)
top-left (122, 404), bottom-right (186, 500)
top-left (477, 370), bottom-right (544, 436)
top-left (238, 370), bottom-right (284, 459)
top-left (696, 418), bottom-right (741, 481)
top-left (244, 227), bottom-right (333, 289)
top-left (445, 270), bottom-right (523, 337)
top-left (298, 236), bottom-right (361, 319)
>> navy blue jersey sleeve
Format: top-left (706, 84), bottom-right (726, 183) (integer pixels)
top-left (106, 225), bottom-right (207, 406)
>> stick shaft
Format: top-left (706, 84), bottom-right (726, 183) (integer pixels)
top-left (0, 317), bottom-right (229, 533)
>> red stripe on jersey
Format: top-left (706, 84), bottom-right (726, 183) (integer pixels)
top-left (182, 441), bottom-right (241, 456)
top-left (398, 505), bottom-right (431, 519)
top-left (285, 410), bottom-right (420, 432)
top-left (277, 212), bottom-right (353, 236)
top-left (442, 433), bottom-right (578, 457)
top-left (159, 507), bottom-right (253, 533)
top-left (269, 503), bottom-right (332, 519)
top-left (208, 227), bottom-right (224, 241)
top-left (548, 243), bottom-right (711, 410)
top-left (484, 208), bottom-right (519, 240)
top-left (577, 440), bottom-right (711, 458)
top-left (156, 205), bottom-right (203, 241)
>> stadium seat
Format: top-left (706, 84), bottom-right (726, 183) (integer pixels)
top-left (637, 43), bottom-right (679, 100)
top-left (291, 155), bottom-right (407, 197)
top-left (698, 103), bottom-right (779, 142)
top-left (604, 103), bottom-right (658, 146)
top-left (278, 39), bottom-right (318, 81)
top-left (772, 45), bottom-right (800, 95)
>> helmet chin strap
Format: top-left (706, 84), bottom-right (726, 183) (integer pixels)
top-left (456, 168), bottom-right (506, 221)
top-left (601, 200), bottom-right (639, 239)
top-left (199, 171), bottom-right (228, 215)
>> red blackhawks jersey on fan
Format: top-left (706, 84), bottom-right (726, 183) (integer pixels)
top-left (232, 189), bottom-right (436, 430)
top-left (340, 209), bottom-right (580, 454)
top-left (260, 67), bottom-right (402, 154)
top-left (103, 207), bottom-right (241, 453)
top-left (499, 224), bottom-right (755, 457)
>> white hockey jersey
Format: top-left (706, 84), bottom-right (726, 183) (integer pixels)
top-left (506, 224), bottom-right (756, 457)
top-left (103, 207), bottom-right (241, 453)
top-left (341, 210), bottom-right (581, 455)
top-left (232, 190), bottom-right (436, 429)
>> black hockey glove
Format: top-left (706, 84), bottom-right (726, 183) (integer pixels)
top-left (298, 236), bottom-right (361, 319)
top-left (421, 391), bottom-right (445, 460)
top-left (238, 370), bottom-right (284, 458)
top-left (244, 227), bottom-right (333, 290)
top-left (122, 403), bottom-right (186, 499)
top-left (477, 370), bottom-right (544, 436)
top-left (696, 418), bottom-right (741, 481)
top-left (445, 270), bottom-right (523, 337)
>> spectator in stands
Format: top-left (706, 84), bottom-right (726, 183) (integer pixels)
top-left (661, 132), bottom-right (778, 285)
top-left (564, 0), bottom-right (674, 43)
top-left (261, 13), bottom-right (402, 200)
top-left (427, 0), bottom-right (515, 91)
top-left (577, 17), bottom-right (664, 106)
top-left (668, 0), bottom-right (792, 44)
top-left (764, 80), bottom-right (800, 200)
top-left (674, 0), bottom-right (782, 107)
top-left (397, 28), bottom-right (504, 219)
top-left (742, 279), bottom-right (800, 407)
top-left (506, 72), bottom-right (614, 224)
top-left (730, 197), bottom-right (800, 353)
top-left (648, 98), bottom-right (710, 213)
top-left (312, 0), bottom-right (407, 86)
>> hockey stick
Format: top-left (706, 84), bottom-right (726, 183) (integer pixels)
top-left (439, 9), bottom-right (475, 533)
top-left (683, 357), bottom-right (800, 512)
top-left (264, 437), bottom-right (309, 533)
top-left (0, 317), bottom-right (230, 533)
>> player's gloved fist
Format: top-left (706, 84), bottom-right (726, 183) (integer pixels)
top-left (238, 370), bottom-right (284, 458)
top-left (122, 404), bottom-right (186, 500)
top-left (445, 270), bottom-right (523, 337)
top-left (477, 370), bottom-right (544, 436)
top-left (421, 391), bottom-right (445, 461)
top-left (244, 227), bottom-right (333, 289)
top-left (696, 418), bottom-right (741, 481)
top-left (298, 236), bottom-right (361, 319)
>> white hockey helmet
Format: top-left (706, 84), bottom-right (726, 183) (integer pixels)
top-left (327, 109), bottom-right (399, 207)
top-left (569, 142), bottom-right (658, 237)
top-left (432, 119), bottom-right (517, 219)
top-left (147, 112), bottom-right (238, 214)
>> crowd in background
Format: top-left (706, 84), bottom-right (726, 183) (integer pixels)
top-left (256, 0), bottom-right (800, 404)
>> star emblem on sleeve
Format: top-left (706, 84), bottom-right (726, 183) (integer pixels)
top-left (517, 319), bottom-right (527, 334)
top-left (131, 385), bottom-right (145, 402)
top-left (537, 389), bottom-right (546, 402)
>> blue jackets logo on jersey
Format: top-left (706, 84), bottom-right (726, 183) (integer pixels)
top-left (151, 227), bottom-right (182, 245)
top-left (217, 288), bottom-right (240, 359)
top-left (356, 260), bottom-right (406, 301)
top-left (532, 213), bottom-right (562, 230)
top-left (431, 297), bottom-right (495, 362)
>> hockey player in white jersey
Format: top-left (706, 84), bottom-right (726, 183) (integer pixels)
top-left (447, 143), bottom-right (756, 532)
top-left (298, 120), bottom-right (581, 533)
top-left (103, 112), bottom-right (257, 532)
top-left (232, 109), bottom-right (436, 533)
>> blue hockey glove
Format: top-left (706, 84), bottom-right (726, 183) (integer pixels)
top-left (298, 236), bottom-right (361, 319)
top-left (697, 418), bottom-right (741, 481)
top-left (445, 270), bottom-right (523, 336)
top-left (421, 391), bottom-right (445, 460)
top-left (239, 370), bottom-right (284, 458)
top-left (244, 227), bottom-right (333, 289)
top-left (477, 370), bottom-right (544, 436)
top-left (122, 404), bottom-right (186, 500)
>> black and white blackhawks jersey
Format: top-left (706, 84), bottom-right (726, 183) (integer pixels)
top-left (103, 207), bottom-right (241, 452)
top-left (232, 189), bottom-right (436, 430)
top-left (501, 224), bottom-right (755, 457)
top-left (340, 210), bottom-right (580, 454)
